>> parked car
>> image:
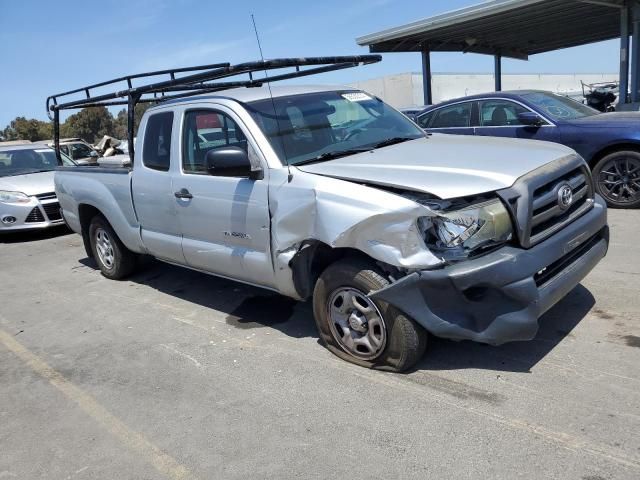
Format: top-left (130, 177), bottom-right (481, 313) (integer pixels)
top-left (416, 90), bottom-right (640, 208)
top-left (56, 84), bottom-right (608, 372)
top-left (48, 138), bottom-right (99, 164)
top-left (0, 143), bottom-right (75, 232)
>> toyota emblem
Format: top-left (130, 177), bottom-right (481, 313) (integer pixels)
top-left (557, 184), bottom-right (573, 210)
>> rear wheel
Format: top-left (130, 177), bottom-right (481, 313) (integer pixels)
top-left (89, 215), bottom-right (137, 279)
top-left (593, 150), bottom-right (640, 208)
top-left (313, 259), bottom-right (427, 372)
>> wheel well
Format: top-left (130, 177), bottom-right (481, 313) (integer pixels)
top-left (289, 241), bottom-right (394, 300)
top-left (78, 204), bottom-right (103, 258)
top-left (588, 143), bottom-right (640, 169)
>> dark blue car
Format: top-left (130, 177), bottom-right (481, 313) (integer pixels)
top-left (416, 90), bottom-right (640, 208)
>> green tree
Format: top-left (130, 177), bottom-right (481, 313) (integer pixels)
top-left (113, 103), bottom-right (151, 139)
top-left (61, 107), bottom-right (114, 144)
top-left (1, 117), bottom-right (52, 142)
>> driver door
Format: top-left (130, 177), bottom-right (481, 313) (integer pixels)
top-left (474, 99), bottom-right (556, 142)
top-left (174, 106), bottom-right (274, 288)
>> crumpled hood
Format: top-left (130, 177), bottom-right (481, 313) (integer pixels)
top-left (0, 171), bottom-right (55, 196)
top-left (297, 135), bottom-right (576, 199)
top-left (570, 111), bottom-right (640, 128)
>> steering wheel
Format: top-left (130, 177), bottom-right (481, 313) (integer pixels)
top-left (343, 128), bottom-right (364, 142)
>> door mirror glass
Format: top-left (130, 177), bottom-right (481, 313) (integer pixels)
top-left (205, 146), bottom-right (260, 179)
top-left (517, 111), bottom-right (544, 126)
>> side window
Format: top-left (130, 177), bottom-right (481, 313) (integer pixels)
top-left (182, 110), bottom-right (247, 174)
top-left (143, 112), bottom-right (173, 171)
top-left (430, 103), bottom-right (472, 128)
top-left (416, 111), bottom-right (435, 128)
top-left (480, 100), bottom-right (529, 126)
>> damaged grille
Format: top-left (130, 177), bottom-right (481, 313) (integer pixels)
top-left (499, 157), bottom-right (595, 249)
top-left (25, 207), bottom-right (45, 223)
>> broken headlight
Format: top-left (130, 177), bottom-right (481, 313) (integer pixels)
top-left (418, 199), bottom-right (513, 261)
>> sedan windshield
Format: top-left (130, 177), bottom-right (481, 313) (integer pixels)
top-left (68, 143), bottom-right (95, 159)
top-left (0, 148), bottom-right (75, 177)
top-left (520, 92), bottom-right (599, 120)
top-left (246, 91), bottom-right (425, 165)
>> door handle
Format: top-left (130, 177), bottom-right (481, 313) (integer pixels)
top-left (174, 188), bottom-right (193, 199)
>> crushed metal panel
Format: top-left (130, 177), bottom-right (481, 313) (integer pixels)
top-left (269, 170), bottom-right (443, 272)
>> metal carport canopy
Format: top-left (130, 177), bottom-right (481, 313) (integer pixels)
top-left (356, 0), bottom-right (625, 60)
top-left (356, 0), bottom-right (640, 103)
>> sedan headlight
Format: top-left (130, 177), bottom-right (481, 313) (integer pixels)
top-left (418, 199), bottom-right (513, 260)
top-left (0, 191), bottom-right (30, 204)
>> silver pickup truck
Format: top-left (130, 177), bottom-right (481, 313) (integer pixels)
top-left (55, 84), bottom-right (608, 372)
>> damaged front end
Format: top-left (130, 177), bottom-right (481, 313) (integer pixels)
top-left (271, 167), bottom-right (608, 346)
top-left (370, 196), bottom-right (609, 345)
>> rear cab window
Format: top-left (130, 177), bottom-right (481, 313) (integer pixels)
top-left (143, 112), bottom-right (174, 171)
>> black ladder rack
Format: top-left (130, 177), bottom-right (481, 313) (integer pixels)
top-left (47, 55), bottom-right (382, 164)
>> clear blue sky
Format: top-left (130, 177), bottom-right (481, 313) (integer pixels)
top-left (0, 0), bottom-right (619, 126)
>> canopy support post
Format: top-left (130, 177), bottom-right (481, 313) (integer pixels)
top-left (494, 54), bottom-right (502, 91)
top-left (619, 4), bottom-right (630, 104)
top-left (421, 48), bottom-right (433, 105)
top-left (631, 2), bottom-right (640, 103)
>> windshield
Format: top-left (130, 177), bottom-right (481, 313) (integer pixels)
top-left (0, 147), bottom-right (75, 177)
top-left (68, 143), bottom-right (95, 159)
top-left (520, 92), bottom-right (599, 120)
top-left (246, 91), bottom-right (425, 165)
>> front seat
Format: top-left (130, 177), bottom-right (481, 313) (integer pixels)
top-left (491, 107), bottom-right (508, 126)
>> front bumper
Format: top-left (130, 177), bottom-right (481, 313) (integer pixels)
top-left (0, 196), bottom-right (64, 233)
top-left (370, 195), bottom-right (608, 345)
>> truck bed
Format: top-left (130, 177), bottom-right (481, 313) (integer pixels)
top-left (54, 166), bottom-right (144, 254)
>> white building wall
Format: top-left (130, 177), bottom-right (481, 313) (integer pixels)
top-left (350, 72), bottom-right (619, 108)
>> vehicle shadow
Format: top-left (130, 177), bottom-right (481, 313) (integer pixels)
top-left (117, 258), bottom-right (318, 339)
top-left (88, 257), bottom-right (595, 373)
top-left (0, 225), bottom-right (72, 244)
top-left (411, 284), bottom-right (595, 373)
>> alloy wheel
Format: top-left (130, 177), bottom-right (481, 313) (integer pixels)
top-left (597, 156), bottom-right (640, 205)
top-left (95, 228), bottom-right (115, 270)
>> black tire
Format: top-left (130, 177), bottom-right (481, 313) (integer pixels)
top-left (313, 258), bottom-right (427, 372)
top-left (592, 150), bottom-right (640, 209)
top-left (88, 215), bottom-right (137, 279)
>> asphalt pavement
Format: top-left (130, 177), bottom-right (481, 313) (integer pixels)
top-left (1, 209), bottom-right (639, 479)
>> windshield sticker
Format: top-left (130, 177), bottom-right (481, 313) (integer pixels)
top-left (34, 149), bottom-right (52, 153)
top-left (341, 92), bottom-right (373, 102)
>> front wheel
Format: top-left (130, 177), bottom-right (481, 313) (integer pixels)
top-left (89, 215), bottom-right (137, 279)
top-left (313, 259), bottom-right (427, 372)
top-left (593, 151), bottom-right (640, 208)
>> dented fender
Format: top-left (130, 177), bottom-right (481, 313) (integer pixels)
top-left (267, 168), bottom-right (443, 298)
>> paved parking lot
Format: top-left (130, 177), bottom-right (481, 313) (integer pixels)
top-left (1, 209), bottom-right (639, 480)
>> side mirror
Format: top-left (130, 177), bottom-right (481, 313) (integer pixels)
top-left (517, 112), bottom-right (544, 127)
top-left (205, 146), bottom-right (263, 180)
